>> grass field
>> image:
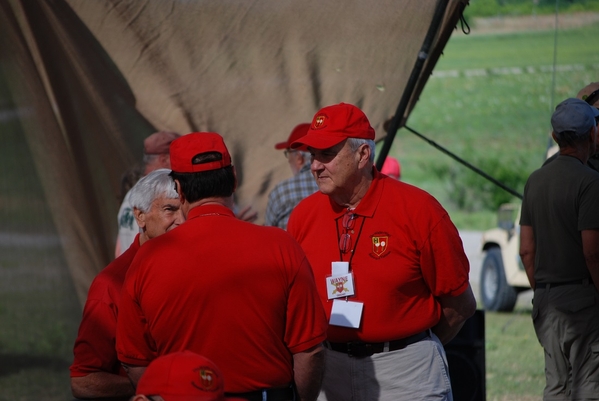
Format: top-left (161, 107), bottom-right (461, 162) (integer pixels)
top-left (388, 23), bottom-right (599, 230)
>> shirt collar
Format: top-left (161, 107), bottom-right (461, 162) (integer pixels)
top-left (188, 203), bottom-right (236, 220)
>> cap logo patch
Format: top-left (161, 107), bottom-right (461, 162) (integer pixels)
top-left (193, 366), bottom-right (219, 392)
top-left (314, 114), bottom-right (327, 129)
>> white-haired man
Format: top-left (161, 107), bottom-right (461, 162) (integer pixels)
top-left (71, 169), bottom-right (183, 400)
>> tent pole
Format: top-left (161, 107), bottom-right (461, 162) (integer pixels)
top-left (376, 0), bottom-right (449, 170)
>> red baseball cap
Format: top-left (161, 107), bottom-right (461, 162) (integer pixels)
top-left (290, 103), bottom-right (375, 150)
top-left (136, 351), bottom-right (225, 401)
top-left (274, 123), bottom-right (311, 150)
top-left (170, 133), bottom-right (232, 173)
top-left (144, 131), bottom-right (181, 155)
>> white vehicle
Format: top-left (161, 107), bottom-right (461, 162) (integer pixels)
top-left (480, 203), bottom-right (531, 312)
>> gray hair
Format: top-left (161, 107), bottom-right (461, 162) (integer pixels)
top-left (128, 168), bottom-right (178, 213)
top-left (347, 138), bottom-right (376, 163)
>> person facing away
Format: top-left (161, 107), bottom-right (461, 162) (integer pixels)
top-left (544, 82), bottom-right (599, 170)
top-left (286, 102), bottom-right (476, 401)
top-left (519, 98), bottom-right (599, 401)
top-left (70, 169), bottom-right (183, 400)
top-left (132, 351), bottom-right (245, 401)
top-left (116, 132), bottom-right (328, 401)
top-left (116, 131), bottom-right (181, 257)
top-left (265, 123), bottom-right (319, 229)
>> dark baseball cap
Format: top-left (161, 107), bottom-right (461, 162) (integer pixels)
top-left (551, 98), bottom-right (599, 137)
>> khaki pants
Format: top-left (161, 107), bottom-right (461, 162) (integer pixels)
top-left (317, 332), bottom-right (452, 401)
top-left (533, 283), bottom-right (599, 401)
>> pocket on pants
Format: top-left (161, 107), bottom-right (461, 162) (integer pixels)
top-left (555, 295), bottom-right (595, 314)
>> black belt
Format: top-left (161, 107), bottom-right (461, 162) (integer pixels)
top-left (225, 385), bottom-right (296, 401)
top-left (535, 278), bottom-right (593, 290)
top-left (326, 330), bottom-right (430, 358)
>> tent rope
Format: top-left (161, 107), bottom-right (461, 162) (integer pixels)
top-left (403, 124), bottom-right (523, 199)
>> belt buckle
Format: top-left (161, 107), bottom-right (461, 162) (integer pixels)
top-left (347, 341), bottom-right (373, 358)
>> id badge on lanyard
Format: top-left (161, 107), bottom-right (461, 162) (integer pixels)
top-left (326, 261), bottom-right (363, 328)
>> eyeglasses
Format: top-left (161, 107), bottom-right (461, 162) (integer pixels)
top-left (284, 149), bottom-right (297, 158)
top-left (339, 211), bottom-right (357, 253)
top-left (583, 88), bottom-right (599, 106)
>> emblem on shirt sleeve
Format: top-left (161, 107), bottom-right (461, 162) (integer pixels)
top-left (370, 232), bottom-right (390, 258)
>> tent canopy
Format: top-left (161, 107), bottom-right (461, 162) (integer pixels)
top-left (0, 0), bottom-right (468, 303)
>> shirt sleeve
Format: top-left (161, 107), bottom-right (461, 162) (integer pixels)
top-left (70, 297), bottom-right (119, 377)
top-left (265, 188), bottom-right (281, 227)
top-left (419, 214), bottom-right (470, 298)
top-left (283, 251), bottom-right (328, 353)
top-left (116, 272), bottom-right (156, 366)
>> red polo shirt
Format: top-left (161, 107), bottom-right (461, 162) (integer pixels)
top-left (287, 170), bottom-right (470, 343)
top-left (116, 204), bottom-right (327, 392)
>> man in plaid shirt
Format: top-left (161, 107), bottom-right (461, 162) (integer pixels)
top-left (265, 123), bottom-right (319, 229)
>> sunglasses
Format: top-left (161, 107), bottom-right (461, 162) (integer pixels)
top-left (339, 212), bottom-right (358, 254)
top-left (583, 88), bottom-right (599, 106)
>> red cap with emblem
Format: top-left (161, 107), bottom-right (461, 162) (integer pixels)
top-left (170, 133), bottom-right (232, 173)
top-left (290, 103), bottom-right (375, 150)
top-left (136, 351), bottom-right (225, 401)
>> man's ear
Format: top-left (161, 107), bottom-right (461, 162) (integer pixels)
top-left (133, 207), bottom-right (146, 229)
top-left (174, 179), bottom-right (186, 204)
top-left (357, 143), bottom-right (371, 167)
top-left (232, 166), bottom-right (238, 192)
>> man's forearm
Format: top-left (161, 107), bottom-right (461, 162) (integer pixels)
top-left (293, 343), bottom-right (325, 401)
top-left (71, 372), bottom-right (134, 399)
top-left (432, 284), bottom-right (477, 345)
top-left (519, 225), bottom-right (536, 289)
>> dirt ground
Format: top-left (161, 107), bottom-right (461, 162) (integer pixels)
top-left (471, 11), bottom-right (599, 35)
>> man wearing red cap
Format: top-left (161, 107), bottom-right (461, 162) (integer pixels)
top-left (287, 103), bottom-right (476, 400)
top-left (265, 123), bottom-right (319, 229)
top-left (71, 169), bottom-right (183, 400)
top-left (117, 132), bottom-right (328, 401)
top-left (133, 351), bottom-right (245, 401)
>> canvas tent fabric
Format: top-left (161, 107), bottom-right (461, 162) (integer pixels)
top-left (0, 0), bottom-right (467, 306)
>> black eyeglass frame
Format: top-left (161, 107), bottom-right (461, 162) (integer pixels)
top-left (583, 88), bottom-right (599, 107)
top-left (283, 149), bottom-right (298, 158)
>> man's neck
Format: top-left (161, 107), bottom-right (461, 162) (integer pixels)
top-left (560, 147), bottom-right (591, 165)
top-left (333, 174), bottom-right (373, 209)
top-left (183, 196), bottom-right (234, 218)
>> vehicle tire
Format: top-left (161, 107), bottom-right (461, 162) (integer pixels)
top-left (480, 247), bottom-right (518, 312)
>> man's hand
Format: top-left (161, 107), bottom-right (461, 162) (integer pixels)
top-left (122, 364), bottom-right (146, 388)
